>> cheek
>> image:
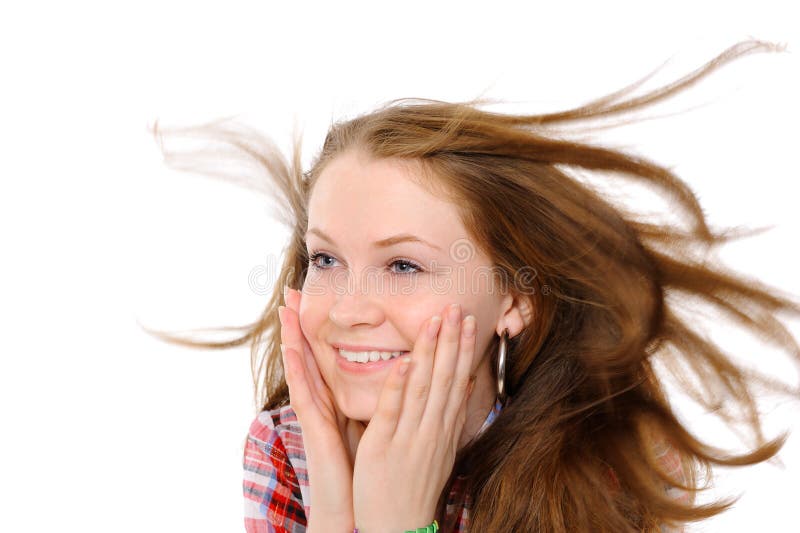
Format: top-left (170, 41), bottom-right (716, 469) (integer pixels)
top-left (459, 295), bottom-right (500, 363)
top-left (297, 288), bottom-right (328, 331)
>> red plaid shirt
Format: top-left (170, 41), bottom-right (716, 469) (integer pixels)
top-left (243, 398), bottom-right (690, 532)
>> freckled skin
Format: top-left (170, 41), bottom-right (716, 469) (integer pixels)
top-left (300, 148), bottom-right (527, 448)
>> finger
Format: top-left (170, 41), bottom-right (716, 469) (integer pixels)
top-left (451, 378), bottom-right (476, 452)
top-left (279, 302), bottom-right (319, 392)
top-left (392, 313), bottom-right (442, 440)
top-left (279, 305), bottom-right (322, 413)
top-left (283, 287), bottom-right (328, 396)
top-left (420, 303), bottom-right (463, 429)
top-left (283, 284), bottom-right (299, 314)
top-left (279, 304), bottom-right (305, 363)
top-left (443, 314), bottom-right (477, 431)
top-left (366, 351), bottom-right (413, 444)
top-left (281, 344), bottom-right (316, 422)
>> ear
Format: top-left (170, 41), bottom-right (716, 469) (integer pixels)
top-left (496, 292), bottom-right (534, 338)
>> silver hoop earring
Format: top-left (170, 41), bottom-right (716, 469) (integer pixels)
top-left (497, 328), bottom-right (509, 404)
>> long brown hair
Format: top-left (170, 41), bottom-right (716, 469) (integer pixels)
top-left (144, 39), bottom-right (800, 531)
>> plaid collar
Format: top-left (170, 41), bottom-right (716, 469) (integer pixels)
top-left (475, 396), bottom-right (506, 437)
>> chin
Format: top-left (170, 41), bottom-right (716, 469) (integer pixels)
top-left (337, 391), bottom-right (379, 424)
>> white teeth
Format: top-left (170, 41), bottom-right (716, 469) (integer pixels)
top-left (338, 348), bottom-right (404, 363)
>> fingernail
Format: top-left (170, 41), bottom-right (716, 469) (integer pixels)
top-left (428, 315), bottom-right (442, 337)
top-left (283, 284), bottom-right (289, 302)
top-left (398, 355), bottom-right (411, 376)
top-left (463, 315), bottom-right (476, 337)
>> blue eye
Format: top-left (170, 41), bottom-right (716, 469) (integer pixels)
top-left (390, 259), bottom-right (422, 275)
top-left (308, 251), bottom-right (337, 269)
top-left (307, 251), bottom-right (422, 275)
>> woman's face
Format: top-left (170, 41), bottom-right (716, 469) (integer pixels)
top-left (299, 148), bottom-right (508, 423)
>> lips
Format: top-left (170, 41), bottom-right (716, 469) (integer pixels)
top-left (333, 343), bottom-right (410, 374)
top-left (331, 342), bottom-right (408, 352)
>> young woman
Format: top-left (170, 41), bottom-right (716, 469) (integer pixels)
top-left (147, 39), bottom-right (800, 532)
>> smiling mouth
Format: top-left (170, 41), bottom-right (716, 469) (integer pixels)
top-left (335, 346), bottom-right (410, 364)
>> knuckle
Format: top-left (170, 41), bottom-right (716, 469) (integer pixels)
top-left (411, 383), bottom-right (429, 400)
top-left (454, 376), bottom-right (471, 391)
top-left (437, 375), bottom-right (454, 390)
top-left (377, 402), bottom-right (400, 420)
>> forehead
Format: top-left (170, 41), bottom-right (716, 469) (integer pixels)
top-left (307, 150), bottom-right (464, 244)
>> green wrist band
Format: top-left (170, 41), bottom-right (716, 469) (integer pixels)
top-left (353, 518), bottom-right (439, 533)
top-left (404, 519), bottom-right (439, 533)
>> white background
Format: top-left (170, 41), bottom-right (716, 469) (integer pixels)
top-left (1, 1), bottom-right (799, 531)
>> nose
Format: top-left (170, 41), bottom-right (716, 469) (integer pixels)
top-left (328, 284), bottom-right (385, 328)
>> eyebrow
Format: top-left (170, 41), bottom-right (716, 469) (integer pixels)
top-left (305, 227), bottom-right (442, 251)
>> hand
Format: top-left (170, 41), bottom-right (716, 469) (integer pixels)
top-left (279, 286), bottom-right (366, 528)
top-left (352, 303), bottom-right (477, 533)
